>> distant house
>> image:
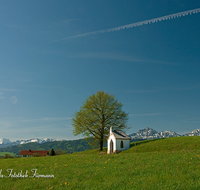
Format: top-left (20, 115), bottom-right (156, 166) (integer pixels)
top-left (107, 126), bottom-right (131, 154)
top-left (19, 150), bottom-right (48, 157)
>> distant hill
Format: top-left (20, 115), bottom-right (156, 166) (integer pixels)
top-left (0, 139), bottom-right (94, 155)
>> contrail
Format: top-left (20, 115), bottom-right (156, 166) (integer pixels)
top-left (53, 8), bottom-right (200, 42)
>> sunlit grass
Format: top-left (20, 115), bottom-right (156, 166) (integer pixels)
top-left (0, 136), bottom-right (200, 189)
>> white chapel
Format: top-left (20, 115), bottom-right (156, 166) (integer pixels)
top-left (107, 126), bottom-right (131, 154)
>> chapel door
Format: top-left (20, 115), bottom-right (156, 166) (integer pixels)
top-left (110, 139), bottom-right (113, 154)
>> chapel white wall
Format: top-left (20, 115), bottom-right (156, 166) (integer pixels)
top-left (107, 134), bottom-right (130, 152)
top-left (116, 139), bottom-right (130, 151)
top-left (107, 133), bottom-right (116, 151)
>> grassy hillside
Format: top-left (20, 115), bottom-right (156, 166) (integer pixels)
top-left (0, 136), bottom-right (200, 189)
top-left (127, 136), bottom-right (200, 153)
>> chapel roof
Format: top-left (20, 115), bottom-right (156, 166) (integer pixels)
top-left (107, 130), bottom-right (131, 140)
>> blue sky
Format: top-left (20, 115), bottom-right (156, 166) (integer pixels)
top-left (1, 0), bottom-right (200, 141)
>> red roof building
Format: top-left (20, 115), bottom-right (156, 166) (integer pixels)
top-left (19, 150), bottom-right (48, 157)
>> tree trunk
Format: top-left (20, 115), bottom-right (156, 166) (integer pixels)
top-left (99, 138), bottom-right (103, 151)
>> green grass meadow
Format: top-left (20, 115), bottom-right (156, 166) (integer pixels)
top-left (0, 152), bottom-right (16, 156)
top-left (0, 136), bottom-right (200, 189)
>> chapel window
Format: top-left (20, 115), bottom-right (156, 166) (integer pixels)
top-left (120, 141), bottom-right (124, 148)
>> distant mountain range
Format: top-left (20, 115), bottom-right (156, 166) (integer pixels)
top-left (0, 138), bottom-right (60, 148)
top-left (1, 127), bottom-right (200, 148)
top-left (128, 127), bottom-right (200, 141)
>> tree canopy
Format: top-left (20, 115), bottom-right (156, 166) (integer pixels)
top-left (71, 91), bottom-right (129, 151)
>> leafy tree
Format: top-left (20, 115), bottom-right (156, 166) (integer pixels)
top-left (55, 148), bottom-right (66, 155)
top-left (72, 91), bottom-right (129, 151)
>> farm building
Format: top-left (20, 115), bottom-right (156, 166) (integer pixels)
top-left (19, 150), bottom-right (48, 157)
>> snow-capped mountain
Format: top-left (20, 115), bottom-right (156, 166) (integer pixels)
top-left (0, 138), bottom-right (59, 148)
top-left (182, 129), bottom-right (200, 136)
top-left (129, 127), bottom-right (181, 140)
top-left (16, 138), bottom-right (58, 145)
top-left (0, 138), bottom-right (11, 144)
